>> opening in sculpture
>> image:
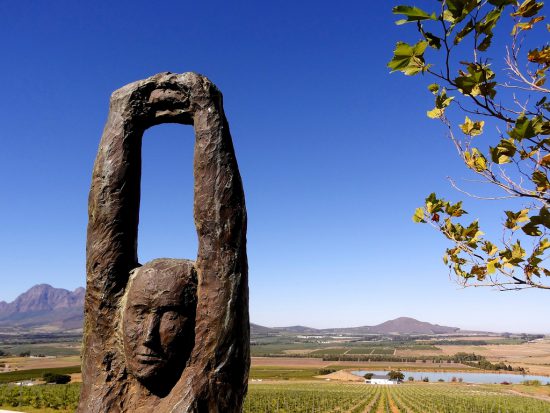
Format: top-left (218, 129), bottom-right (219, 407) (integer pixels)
top-left (78, 72), bottom-right (249, 413)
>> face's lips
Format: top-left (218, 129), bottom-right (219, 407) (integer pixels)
top-left (136, 351), bottom-right (164, 363)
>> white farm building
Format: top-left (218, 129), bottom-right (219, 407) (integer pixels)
top-left (364, 375), bottom-right (398, 385)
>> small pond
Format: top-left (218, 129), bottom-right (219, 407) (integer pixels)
top-left (352, 370), bottom-right (550, 384)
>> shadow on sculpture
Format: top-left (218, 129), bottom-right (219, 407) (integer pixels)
top-left (78, 72), bottom-right (249, 412)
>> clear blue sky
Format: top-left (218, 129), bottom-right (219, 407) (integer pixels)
top-left (1, 1), bottom-right (547, 333)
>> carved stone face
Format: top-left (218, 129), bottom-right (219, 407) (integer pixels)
top-left (122, 259), bottom-right (196, 392)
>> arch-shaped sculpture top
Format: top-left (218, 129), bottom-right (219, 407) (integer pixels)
top-left (79, 72), bottom-right (249, 412)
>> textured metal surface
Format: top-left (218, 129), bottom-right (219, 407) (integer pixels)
top-left (78, 72), bottom-right (249, 412)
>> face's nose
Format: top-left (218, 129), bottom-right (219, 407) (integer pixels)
top-left (143, 313), bottom-right (160, 346)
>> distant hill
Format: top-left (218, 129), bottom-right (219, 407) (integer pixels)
top-left (368, 317), bottom-right (459, 334)
top-left (252, 317), bottom-right (460, 336)
top-left (250, 323), bottom-right (278, 335)
top-left (1, 285), bottom-right (462, 336)
top-left (274, 325), bottom-right (322, 334)
top-left (0, 284), bottom-right (84, 333)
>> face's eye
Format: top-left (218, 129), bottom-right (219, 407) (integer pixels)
top-left (162, 310), bottom-right (180, 322)
top-left (130, 306), bottom-right (148, 321)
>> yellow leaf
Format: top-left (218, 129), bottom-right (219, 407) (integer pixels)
top-left (427, 108), bottom-right (444, 119)
top-left (518, 209), bottom-right (530, 223)
top-left (487, 258), bottom-right (499, 274)
top-left (460, 116), bottom-right (485, 136)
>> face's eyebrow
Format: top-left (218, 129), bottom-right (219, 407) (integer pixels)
top-left (157, 304), bottom-right (186, 312)
top-left (129, 303), bottom-right (150, 310)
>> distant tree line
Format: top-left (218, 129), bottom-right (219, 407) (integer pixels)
top-left (321, 354), bottom-right (457, 363)
top-left (321, 352), bottom-right (527, 372)
top-left (454, 352), bottom-right (526, 372)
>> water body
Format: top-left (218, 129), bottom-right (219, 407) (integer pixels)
top-left (352, 370), bottom-right (550, 384)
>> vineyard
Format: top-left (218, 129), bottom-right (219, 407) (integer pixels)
top-left (243, 382), bottom-right (550, 413)
top-left (1, 382), bottom-right (550, 412)
top-left (0, 383), bottom-right (79, 411)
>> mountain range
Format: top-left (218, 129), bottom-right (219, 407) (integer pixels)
top-left (0, 284), bottom-right (463, 335)
top-left (0, 284), bottom-right (84, 333)
top-left (251, 317), bottom-right (460, 336)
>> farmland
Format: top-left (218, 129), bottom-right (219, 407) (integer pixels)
top-left (243, 382), bottom-right (550, 412)
top-left (1, 330), bottom-right (549, 411)
top-left (2, 382), bottom-right (550, 412)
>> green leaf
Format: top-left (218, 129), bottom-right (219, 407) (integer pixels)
top-left (538, 208), bottom-right (550, 229)
top-left (428, 83), bottom-right (440, 94)
top-left (487, 0), bottom-right (516, 6)
top-left (445, 201), bottom-right (467, 217)
top-left (477, 34), bottom-right (493, 51)
top-left (538, 238), bottom-right (550, 253)
top-left (482, 241), bottom-right (499, 256)
top-left (443, 9), bottom-right (456, 23)
top-left (423, 32), bottom-right (442, 49)
top-left (454, 20), bottom-right (475, 44)
top-left (427, 88), bottom-right (454, 118)
top-left (475, 8), bottom-right (502, 35)
top-left (388, 41), bottom-right (430, 76)
top-left (533, 170), bottom-right (550, 191)
top-left (499, 241), bottom-right (526, 266)
top-left (490, 138), bottom-right (516, 164)
top-left (522, 221), bottom-right (542, 236)
top-left (511, 241), bottom-right (526, 260)
top-left (529, 208), bottom-right (550, 231)
top-left (504, 209), bottom-right (529, 230)
top-left (454, 63), bottom-right (497, 98)
top-left (446, 0), bottom-right (480, 23)
top-left (508, 116), bottom-right (538, 141)
top-left (393, 5), bottom-right (437, 24)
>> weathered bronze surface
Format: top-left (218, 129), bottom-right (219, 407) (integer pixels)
top-left (122, 259), bottom-right (197, 396)
top-left (78, 72), bottom-right (249, 412)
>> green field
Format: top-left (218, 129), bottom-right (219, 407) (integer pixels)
top-left (251, 341), bottom-right (445, 357)
top-left (249, 366), bottom-right (321, 380)
top-left (346, 347), bottom-right (396, 355)
top-left (244, 382), bottom-right (550, 413)
top-left (0, 383), bottom-right (80, 412)
top-left (0, 367), bottom-right (81, 385)
top-left (371, 348), bottom-right (396, 355)
top-left (0, 343), bottom-right (81, 358)
top-left (309, 348), bottom-right (349, 356)
top-left (344, 347), bottom-right (375, 355)
top-left (2, 381), bottom-right (550, 412)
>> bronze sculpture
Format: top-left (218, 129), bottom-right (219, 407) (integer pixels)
top-left (78, 72), bottom-right (249, 412)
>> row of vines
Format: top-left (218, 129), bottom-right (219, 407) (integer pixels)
top-left (242, 383), bottom-right (550, 413)
top-left (0, 383), bottom-right (80, 410)
top-left (1, 382), bottom-right (549, 412)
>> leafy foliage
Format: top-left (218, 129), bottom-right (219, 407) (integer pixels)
top-left (388, 370), bottom-right (405, 381)
top-left (0, 366), bottom-right (81, 385)
top-left (43, 372), bottom-right (71, 384)
top-left (389, 0), bottom-right (550, 290)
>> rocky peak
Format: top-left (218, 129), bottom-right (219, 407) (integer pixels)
top-left (0, 284), bottom-right (85, 317)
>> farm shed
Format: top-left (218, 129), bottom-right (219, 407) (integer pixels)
top-left (365, 375), bottom-right (397, 385)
